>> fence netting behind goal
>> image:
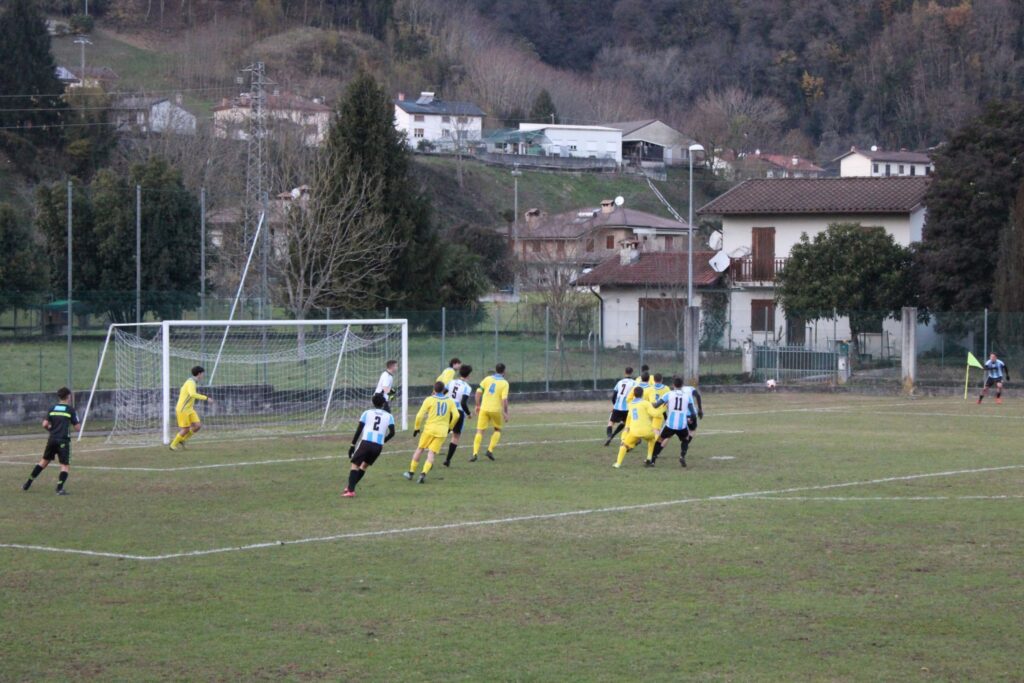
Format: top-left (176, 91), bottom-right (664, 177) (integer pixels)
top-left (108, 322), bottom-right (402, 443)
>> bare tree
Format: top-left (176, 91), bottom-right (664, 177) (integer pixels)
top-left (687, 87), bottom-right (787, 160)
top-left (520, 241), bottom-right (593, 366)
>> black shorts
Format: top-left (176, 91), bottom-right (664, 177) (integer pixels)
top-left (453, 412), bottom-right (467, 435)
top-left (351, 441), bottom-right (383, 467)
top-left (609, 409), bottom-right (628, 423)
top-left (43, 440), bottom-right (70, 465)
top-left (660, 427), bottom-right (689, 442)
top-left (985, 376), bottom-right (1004, 388)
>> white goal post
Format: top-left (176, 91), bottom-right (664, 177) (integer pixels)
top-left (79, 319), bottom-right (408, 445)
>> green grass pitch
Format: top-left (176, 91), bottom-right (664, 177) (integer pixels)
top-left (1, 393), bottom-right (1022, 681)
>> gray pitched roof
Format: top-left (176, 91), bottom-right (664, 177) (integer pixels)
top-left (698, 177), bottom-right (930, 216)
top-left (395, 98), bottom-right (485, 117)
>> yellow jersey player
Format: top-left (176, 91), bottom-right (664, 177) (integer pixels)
top-left (643, 372), bottom-right (671, 435)
top-left (436, 357), bottom-right (461, 388)
top-left (405, 382), bottom-right (458, 484)
top-left (170, 366), bottom-right (212, 451)
top-left (614, 386), bottom-right (660, 468)
top-left (472, 363), bottom-right (510, 462)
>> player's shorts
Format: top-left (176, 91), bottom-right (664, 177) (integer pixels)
top-left (417, 432), bottom-right (445, 453)
top-left (351, 441), bottom-right (383, 467)
top-left (621, 431), bottom-right (654, 450)
top-left (659, 427), bottom-right (689, 442)
top-left (985, 376), bottom-right (1004, 388)
top-left (42, 440), bottom-right (70, 465)
top-left (176, 409), bottom-right (200, 429)
top-left (452, 412), bottom-right (467, 435)
top-left (476, 410), bottom-right (504, 430)
top-left (609, 409), bottom-right (628, 423)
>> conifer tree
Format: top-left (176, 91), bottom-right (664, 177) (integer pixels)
top-left (529, 89), bottom-right (559, 124)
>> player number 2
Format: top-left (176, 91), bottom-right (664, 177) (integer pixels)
top-left (372, 415), bottom-right (381, 430)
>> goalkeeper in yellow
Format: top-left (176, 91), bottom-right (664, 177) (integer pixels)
top-left (614, 386), bottom-right (660, 468)
top-left (472, 362), bottom-right (510, 462)
top-left (405, 382), bottom-right (458, 484)
top-left (170, 365), bottom-right (212, 451)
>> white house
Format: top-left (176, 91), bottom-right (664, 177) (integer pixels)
top-left (516, 124), bottom-right (623, 162)
top-left (576, 249), bottom-right (719, 350)
top-left (606, 119), bottom-right (697, 166)
top-left (834, 147), bottom-right (934, 177)
top-left (112, 96), bottom-right (196, 135)
top-left (213, 92), bottom-right (331, 146)
top-left (698, 177), bottom-right (930, 355)
top-left (393, 92), bottom-right (485, 150)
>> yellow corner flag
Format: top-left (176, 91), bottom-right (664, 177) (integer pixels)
top-left (967, 352), bottom-right (984, 369)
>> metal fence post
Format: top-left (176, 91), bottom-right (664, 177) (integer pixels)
top-left (544, 305), bottom-right (550, 392)
top-left (639, 306), bottom-right (645, 369)
top-left (592, 329), bottom-right (598, 390)
top-left (494, 304), bottom-right (499, 363)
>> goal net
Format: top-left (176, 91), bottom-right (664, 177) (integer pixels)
top-left (80, 319), bottom-right (407, 444)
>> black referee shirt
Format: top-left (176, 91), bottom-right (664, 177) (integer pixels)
top-left (46, 403), bottom-right (80, 442)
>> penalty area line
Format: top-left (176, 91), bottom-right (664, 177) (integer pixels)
top-left (1, 463), bottom-right (1021, 562)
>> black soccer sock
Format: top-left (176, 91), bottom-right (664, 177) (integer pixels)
top-left (652, 442), bottom-right (663, 459)
top-left (682, 436), bottom-right (691, 455)
top-left (997, 389), bottom-right (1002, 398)
top-left (606, 425), bottom-right (613, 437)
top-left (57, 471), bottom-right (68, 491)
top-left (445, 442), bottom-right (458, 464)
top-left (612, 423), bottom-right (626, 437)
top-left (347, 469), bottom-right (360, 491)
top-left (29, 464), bottom-right (43, 479)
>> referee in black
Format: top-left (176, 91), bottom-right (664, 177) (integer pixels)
top-left (22, 387), bottom-right (81, 495)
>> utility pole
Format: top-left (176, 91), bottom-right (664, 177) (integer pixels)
top-left (136, 184), bottom-right (142, 333)
top-left (66, 181), bottom-right (73, 392)
top-left (241, 61), bottom-right (272, 318)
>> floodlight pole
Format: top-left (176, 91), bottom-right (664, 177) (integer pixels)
top-left (687, 143), bottom-right (705, 305)
top-left (66, 181), bottom-right (73, 392)
top-left (136, 183), bottom-right (141, 333)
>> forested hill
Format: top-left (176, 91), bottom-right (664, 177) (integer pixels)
top-left (470, 0), bottom-right (1024, 156)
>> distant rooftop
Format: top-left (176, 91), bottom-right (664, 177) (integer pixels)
top-left (395, 91), bottom-right (485, 117)
top-left (699, 177), bottom-right (930, 216)
top-left (833, 146), bottom-right (932, 164)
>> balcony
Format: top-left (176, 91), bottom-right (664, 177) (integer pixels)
top-left (730, 256), bottom-right (787, 282)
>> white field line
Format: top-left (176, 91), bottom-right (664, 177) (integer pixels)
top-left (0, 431), bottom-right (747, 472)
top-left (745, 494), bottom-right (1024, 502)
top-left (1, 463), bottom-right (1020, 563)
top-left (842, 409), bottom-right (1024, 421)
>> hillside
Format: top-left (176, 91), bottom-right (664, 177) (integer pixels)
top-left (412, 157), bottom-right (723, 233)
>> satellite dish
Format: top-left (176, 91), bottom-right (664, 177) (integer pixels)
top-left (290, 187), bottom-right (302, 199)
top-left (708, 230), bottom-right (723, 251)
top-left (729, 246), bottom-right (751, 258)
top-left (709, 251), bottom-right (731, 273)
top-left (614, 196), bottom-right (625, 206)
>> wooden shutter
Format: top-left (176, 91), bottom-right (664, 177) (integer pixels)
top-left (751, 227), bottom-right (775, 280)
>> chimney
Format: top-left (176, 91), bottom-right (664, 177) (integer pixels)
top-left (791, 155), bottom-right (799, 166)
top-left (525, 207), bottom-right (542, 230)
top-left (175, 92), bottom-right (183, 105)
top-left (600, 199), bottom-right (615, 214)
top-left (398, 92), bottom-right (405, 101)
top-left (619, 240), bottom-right (640, 266)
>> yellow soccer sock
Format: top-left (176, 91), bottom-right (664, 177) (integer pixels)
top-left (408, 459), bottom-right (418, 473)
top-left (488, 431), bottom-right (502, 452)
top-left (170, 434), bottom-right (184, 448)
top-left (615, 445), bottom-right (628, 466)
top-left (423, 461), bottom-right (433, 475)
top-left (181, 430), bottom-right (196, 442)
top-left (473, 432), bottom-right (483, 455)
top-left (646, 438), bottom-right (656, 461)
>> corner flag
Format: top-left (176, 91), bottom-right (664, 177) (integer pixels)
top-left (965, 352), bottom-right (984, 399)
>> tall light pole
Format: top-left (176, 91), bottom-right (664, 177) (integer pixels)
top-left (687, 143), bottom-right (705, 305)
top-left (511, 164), bottom-right (522, 295)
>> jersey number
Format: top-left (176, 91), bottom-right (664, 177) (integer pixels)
top-left (619, 384), bottom-right (628, 396)
top-left (673, 397), bottom-right (684, 411)
top-left (372, 415), bottom-right (381, 430)
top-left (488, 384), bottom-right (496, 394)
top-left (631, 408), bottom-right (639, 420)
top-left (436, 403), bottom-right (448, 416)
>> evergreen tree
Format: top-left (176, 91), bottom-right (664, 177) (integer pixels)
top-left (917, 101), bottom-right (1024, 312)
top-left (322, 71), bottom-right (444, 309)
top-left (994, 179), bottom-right (1024, 313)
top-left (0, 204), bottom-right (48, 314)
top-left (0, 0), bottom-right (66, 165)
top-left (529, 89), bottom-right (559, 124)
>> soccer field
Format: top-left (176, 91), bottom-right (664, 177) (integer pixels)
top-left (1, 393), bottom-right (1022, 681)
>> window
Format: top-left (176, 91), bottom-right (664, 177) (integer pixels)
top-left (872, 163), bottom-right (879, 174)
top-left (530, 241), bottom-right (540, 253)
top-left (556, 241), bottom-right (566, 256)
top-left (910, 165), bottom-right (917, 176)
top-left (925, 166), bottom-right (932, 176)
top-left (442, 116), bottom-right (450, 123)
top-left (585, 238), bottom-right (594, 252)
top-left (751, 300), bottom-right (775, 332)
top-left (606, 235), bottom-right (615, 249)
top-left (442, 129), bottom-right (450, 138)
top-left (899, 164), bottom-right (905, 175)
top-left (665, 236), bottom-right (674, 250)
top-left (885, 163), bottom-right (892, 176)
top-left (457, 116), bottom-right (468, 124)
top-left (568, 144), bottom-right (578, 151)
top-left (414, 115), bottom-right (425, 122)
top-left (413, 128), bottom-right (424, 138)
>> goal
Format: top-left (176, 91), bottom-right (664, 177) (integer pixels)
top-left (79, 319), bottom-right (408, 444)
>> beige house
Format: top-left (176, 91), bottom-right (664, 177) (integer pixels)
top-left (213, 92), bottom-right (331, 146)
top-left (698, 177), bottom-right (930, 352)
top-left (834, 147), bottom-right (933, 177)
top-left (514, 200), bottom-right (692, 268)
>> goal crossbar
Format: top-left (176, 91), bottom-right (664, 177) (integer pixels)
top-left (79, 319), bottom-right (409, 444)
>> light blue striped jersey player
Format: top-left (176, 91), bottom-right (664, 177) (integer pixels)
top-left (357, 408), bottom-right (394, 444)
top-left (446, 378), bottom-right (473, 413)
top-left (985, 358), bottom-right (1007, 379)
top-left (663, 387), bottom-right (697, 430)
top-left (612, 376), bottom-right (636, 411)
